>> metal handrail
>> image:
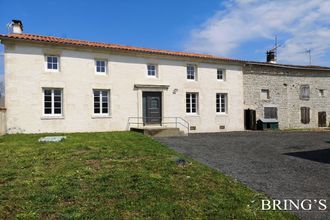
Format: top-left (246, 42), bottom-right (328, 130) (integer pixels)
top-left (127, 117), bottom-right (190, 134)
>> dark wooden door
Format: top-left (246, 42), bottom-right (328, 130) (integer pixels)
top-left (318, 112), bottom-right (326, 127)
top-left (143, 92), bottom-right (162, 124)
top-left (244, 109), bottom-right (256, 130)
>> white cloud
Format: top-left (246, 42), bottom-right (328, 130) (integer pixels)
top-left (184, 0), bottom-right (330, 66)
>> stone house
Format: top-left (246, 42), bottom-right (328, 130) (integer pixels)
top-left (243, 62), bottom-right (330, 129)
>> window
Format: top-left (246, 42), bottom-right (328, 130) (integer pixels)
top-left (43, 88), bottom-right (62, 116)
top-left (264, 107), bottom-right (277, 119)
top-left (216, 93), bottom-right (227, 113)
top-left (95, 60), bottom-right (106, 74)
top-left (217, 69), bottom-right (225, 80)
top-left (94, 90), bottom-right (109, 115)
top-left (319, 89), bottom-right (325, 97)
top-left (300, 85), bottom-right (310, 100)
top-left (301, 107), bottom-right (310, 124)
top-left (261, 89), bottom-right (270, 100)
top-left (147, 64), bottom-right (157, 77)
top-left (46, 56), bottom-right (59, 71)
top-left (187, 65), bottom-right (196, 80)
top-left (186, 93), bottom-right (198, 114)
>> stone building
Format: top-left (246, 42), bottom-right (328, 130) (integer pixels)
top-left (243, 62), bottom-right (330, 129)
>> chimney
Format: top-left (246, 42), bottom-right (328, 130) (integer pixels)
top-left (9, 20), bottom-right (23, 34)
top-left (266, 50), bottom-right (276, 63)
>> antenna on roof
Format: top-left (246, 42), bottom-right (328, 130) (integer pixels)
top-left (305, 49), bottom-right (312, 65)
top-left (266, 35), bottom-right (281, 63)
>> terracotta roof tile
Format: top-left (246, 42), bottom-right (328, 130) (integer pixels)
top-left (0, 33), bottom-right (244, 63)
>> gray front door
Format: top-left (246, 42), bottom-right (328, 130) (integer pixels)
top-left (143, 92), bottom-right (162, 124)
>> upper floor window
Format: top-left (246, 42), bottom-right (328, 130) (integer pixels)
top-left (147, 64), bottom-right (157, 77)
top-left (319, 89), bottom-right (325, 97)
top-left (217, 69), bottom-right (225, 80)
top-left (94, 90), bottom-right (110, 115)
top-left (261, 89), bottom-right (270, 100)
top-left (300, 85), bottom-right (310, 100)
top-left (186, 93), bottom-right (198, 114)
top-left (216, 93), bottom-right (227, 113)
top-left (46, 56), bottom-right (59, 71)
top-left (95, 60), bottom-right (107, 74)
top-left (43, 88), bottom-right (62, 116)
top-left (264, 107), bottom-right (277, 119)
top-left (187, 65), bottom-right (197, 80)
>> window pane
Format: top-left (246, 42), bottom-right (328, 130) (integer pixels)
top-left (54, 108), bottom-right (61, 114)
top-left (54, 102), bottom-right (61, 108)
top-left (94, 108), bottom-right (100, 114)
top-left (44, 102), bottom-right (51, 108)
top-left (54, 90), bottom-right (61, 96)
top-left (94, 91), bottom-right (100, 96)
top-left (44, 108), bottom-right (52, 114)
top-left (102, 108), bottom-right (108, 113)
top-left (102, 91), bottom-right (108, 97)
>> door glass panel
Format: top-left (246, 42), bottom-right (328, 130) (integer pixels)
top-left (150, 98), bottom-right (158, 108)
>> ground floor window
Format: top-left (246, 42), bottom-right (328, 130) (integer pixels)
top-left (264, 107), bottom-right (277, 119)
top-left (43, 88), bottom-right (62, 115)
top-left (94, 90), bottom-right (110, 115)
top-left (216, 93), bottom-right (227, 113)
top-left (301, 107), bottom-right (310, 124)
top-left (186, 93), bottom-right (198, 114)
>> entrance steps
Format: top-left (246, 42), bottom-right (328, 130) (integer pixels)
top-left (130, 127), bottom-right (186, 137)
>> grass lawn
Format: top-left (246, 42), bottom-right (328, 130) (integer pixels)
top-left (0, 131), bottom-right (296, 219)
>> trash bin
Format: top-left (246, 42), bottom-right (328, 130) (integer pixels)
top-left (257, 119), bottom-right (279, 130)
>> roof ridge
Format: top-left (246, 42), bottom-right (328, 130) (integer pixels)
top-left (0, 33), bottom-right (243, 62)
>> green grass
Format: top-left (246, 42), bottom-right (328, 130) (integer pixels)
top-left (0, 131), bottom-right (296, 219)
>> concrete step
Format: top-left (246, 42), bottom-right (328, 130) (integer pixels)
top-left (130, 127), bottom-right (187, 137)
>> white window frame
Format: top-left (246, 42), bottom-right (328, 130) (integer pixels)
top-left (45, 55), bottom-right (60, 72)
top-left (186, 92), bottom-right (198, 114)
top-left (147, 64), bottom-right (158, 77)
top-left (43, 88), bottom-right (63, 117)
top-left (217, 69), bottom-right (225, 81)
top-left (216, 93), bottom-right (228, 114)
top-left (187, 64), bottom-right (197, 81)
top-left (95, 60), bottom-right (107, 75)
top-left (93, 89), bottom-right (110, 116)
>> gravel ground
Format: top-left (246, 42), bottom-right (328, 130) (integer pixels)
top-left (157, 131), bottom-right (330, 220)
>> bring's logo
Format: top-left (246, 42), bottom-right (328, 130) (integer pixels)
top-left (261, 199), bottom-right (327, 211)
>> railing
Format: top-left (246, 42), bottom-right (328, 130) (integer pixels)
top-left (127, 117), bottom-right (190, 134)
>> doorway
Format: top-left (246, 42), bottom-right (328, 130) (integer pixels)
top-left (142, 92), bottom-right (162, 125)
top-left (318, 112), bottom-right (327, 127)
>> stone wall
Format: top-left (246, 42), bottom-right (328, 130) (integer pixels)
top-left (243, 64), bottom-right (330, 129)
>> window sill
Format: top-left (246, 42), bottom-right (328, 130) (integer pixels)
top-left (44, 70), bottom-right (60, 73)
top-left (95, 72), bottom-right (108, 76)
top-left (41, 115), bottom-right (64, 120)
top-left (186, 113), bottom-right (199, 117)
top-left (216, 113), bottom-right (228, 116)
top-left (91, 115), bottom-right (112, 119)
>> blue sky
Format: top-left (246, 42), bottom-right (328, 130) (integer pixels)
top-left (0, 0), bottom-right (330, 76)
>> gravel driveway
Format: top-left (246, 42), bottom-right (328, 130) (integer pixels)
top-left (157, 131), bottom-right (330, 220)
